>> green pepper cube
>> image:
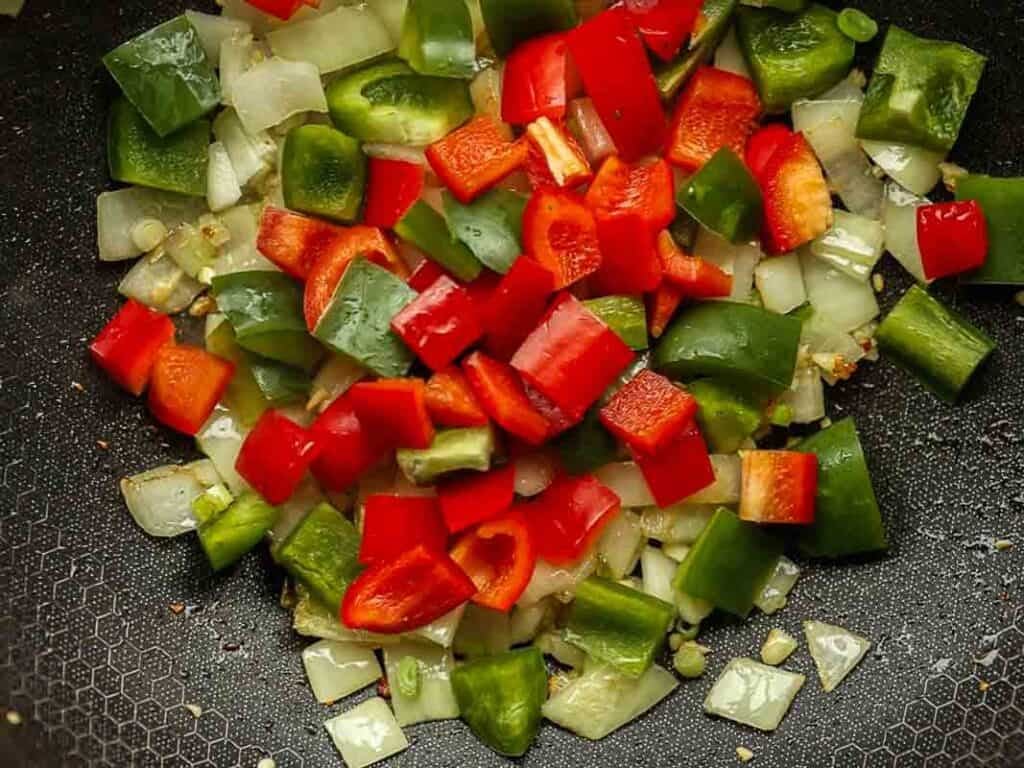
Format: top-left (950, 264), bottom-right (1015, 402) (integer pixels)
top-left (211, 271), bottom-right (324, 373)
top-left (399, 0), bottom-right (476, 79)
top-left (656, 0), bottom-right (738, 100)
top-left (396, 201), bottom-right (483, 282)
top-left (281, 125), bottom-right (366, 224)
top-left (327, 59), bottom-right (474, 145)
top-left (443, 190), bottom-right (526, 275)
top-left (248, 358), bottom-right (312, 406)
top-left (312, 258), bottom-right (418, 378)
top-left (450, 647), bottom-right (548, 757)
top-left (564, 577), bottom-right (675, 678)
top-left (736, 4), bottom-right (855, 112)
top-left (274, 502), bottom-right (363, 612)
top-left (797, 418), bottom-right (887, 558)
top-left (688, 378), bottom-right (764, 453)
top-left (654, 302), bottom-right (801, 397)
top-left (673, 508), bottom-right (782, 617)
top-left (856, 26), bottom-right (986, 153)
top-left (956, 175), bottom-right (1024, 285)
top-left (108, 97), bottom-right (209, 197)
top-left (678, 148), bottom-right (763, 243)
top-left (103, 15), bottom-right (220, 137)
top-left (197, 491), bottom-right (278, 572)
top-left (583, 296), bottom-right (649, 351)
top-left (556, 408), bottom-right (619, 476)
top-left (206, 320), bottom-right (271, 426)
top-left (479, 0), bottom-right (577, 57)
top-left (397, 427), bottom-right (495, 485)
top-left (875, 285), bottom-right (995, 403)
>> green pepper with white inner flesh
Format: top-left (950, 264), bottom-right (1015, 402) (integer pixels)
top-left (396, 427), bottom-right (495, 485)
top-left (582, 296), bottom-right (649, 351)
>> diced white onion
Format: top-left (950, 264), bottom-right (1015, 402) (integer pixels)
top-left (270, 477), bottom-right (327, 544)
top-left (660, 542), bottom-right (690, 562)
top-left (508, 600), bottom-right (553, 646)
top-left (232, 58), bottom-right (328, 135)
top-left (753, 252), bottom-right (806, 315)
top-left (383, 642), bottom-right (460, 727)
top-left (513, 452), bottom-right (557, 497)
top-left (694, 229), bottom-right (762, 303)
top-left (704, 657), bottom-right (806, 732)
top-left (219, 33), bottom-right (257, 106)
top-left (302, 640), bottom-right (382, 704)
top-left (535, 631), bottom-right (588, 669)
top-left (819, 71), bottom-right (867, 101)
top-left (760, 628), bottom-right (799, 666)
top-left (713, 27), bottom-right (751, 78)
top-left (307, 354), bottom-right (366, 413)
top-left (410, 605), bottom-right (465, 648)
top-left (213, 108), bottom-right (276, 187)
top-left (567, 98), bottom-right (616, 165)
top-left (675, 590), bottom-right (714, 625)
top-left (97, 187), bottom-right (206, 262)
top-left (267, 6), bottom-right (394, 75)
top-left (800, 248), bottom-right (880, 332)
top-left (207, 141), bottom-right (242, 212)
top-left (597, 510), bottom-right (645, 579)
top-left (640, 505), bottom-right (716, 544)
top-left (640, 546), bottom-right (677, 605)
top-left (593, 462), bottom-right (655, 509)
top-left (119, 460), bottom-right (219, 537)
top-left (324, 698), bottom-right (409, 768)
top-left (470, 65), bottom-right (505, 125)
top-left (882, 182), bottom-right (930, 283)
top-left (809, 210), bottom-right (884, 282)
top-left (861, 140), bottom-right (943, 197)
top-left (804, 620), bottom-right (871, 692)
top-left (518, 554), bottom-right (597, 607)
top-left (453, 605), bottom-right (511, 658)
top-left (362, 144), bottom-right (428, 165)
top-left (218, 203), bottom-right (261, 253)
top-left (684, 455), bottom-right (741, 505)
top-left (292, 586), bottom-right (397, 646)
top-left (778, 367), bottom-right (826, 424)
top-left (366, 0), bottom-right (407, 41)
top-left (196, 407), bottom-right (251, 493)
top-left (755, 556), bottom-right (801, 615)
top-left (800, 308), bottom-right (866, 363)
top-left (185, 10), bottom-right (250, 66)
top-left (118, 251), bottom-right (204, 314)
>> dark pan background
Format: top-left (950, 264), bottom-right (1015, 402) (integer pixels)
top-left (1, 1), bottom-right (1022, 766)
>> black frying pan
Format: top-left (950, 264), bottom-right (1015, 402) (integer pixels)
top-left (1, 1), bottom-right (1022, 766)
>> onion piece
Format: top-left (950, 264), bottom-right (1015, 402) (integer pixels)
top-left (302, 640), bottom-right (382, 704)
top-left (760, 629), bottom-right (799, 666)
top-left (535, 631), bottom-right (588, 669)
top-left (820, 71), bottom-right (867, 101)
top-left (383, 642), bottom-right (459, 726)
top-left (704, 657), bottom-right (806, 732)
top-left (324, 698), bottom-right (408, 768)
top-left (640, 546), bottom-right (677, 605)
top-left (597, 510), bottom-right (645, 579)
top-left (754, 556), bottom-right (800, 615)
top-left (232, 57), bottom-right (328, 134)
top-left (213, 108), bottom-right (276, 187)
top-left (97, 187), bottom-right (206, 262)
top-left (207, 142), bottom-right (242, 213)
top-left (809, 210), bottom-right (884, 282)
top-left (882, 182), bottom-right (930, 283)
top-left (513, 452), bottom-right (557, 497)
top-left (713, 27), bottom-right (751, 78)
top-left (593, 462), bottom-right (655, 509)
top-left (694, 229), bottom-right (762, 303)
top-left (308, 354), bottom-right (366, 413)
top-left (118, 251), bottom-right (204, 314)
top-left (362, 144), bottom-right (428, 165)
top-left (684, 455), bottom-right (741, 505)
top-left (218, 203), bottom-right (260, 254)
top-left (800, 248), bottom-right (880, 332)
top-left (861, 140), bottom-right (943, 197)
top-left (518, 554), bottom-right (597, 607)
top-left (410, 604), bottom-right (465, 648)
top-left (640, 505), bottom-right (716, 544)
top-left (754, 252), bottom-right (806, 315)
top-left (660, 542), bottom-right (690, 562)
top-left (219, 33), bottom-right (257, 106)
top-left (508, 600), bottom-right (553, 646)
top-left (267, 6), bottom-right (394, 75)
top-left (184, 10), bottom-right (250, 65)
top-left (119, 460), bottom-right (219, 537)
top-left (270, 477), bottom-right (327, 544)
top-left (778, 366), bottom-right (825, 424)
top-left (567, 97), bottom-right (616, 165)
top-left (675, 589), bottom-right (714, 625)
top-left (453, 605), bottom-right (511, 658)
top-left (292, 585), bottom-right (397, 646)
top-left (804, 620), bottom-right (871, 692)
top-left (800, 308), bottom-right (866, 363)
top-left (366, 0), bottom-right (407, 41)
top-left (469, 65), bottom-right (504, 124)
top-left (196, 407), bottom-right (251, 493)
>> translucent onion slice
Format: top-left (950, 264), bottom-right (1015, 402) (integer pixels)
top-left (213, 108), bottom-right (276, 187)
top-left (362, 144), bottom-right (428, 165)
top-left (267, 6), bottom-right (394, 75)
top-left (324, 698), bottom-right (408, 768)
top-left (410, 604), bottom-right (465, 648)
top-left (270, 477), bottom-right (327, 544)
top-left (308, 354), bottom-right (366, 413)
top-left (804, 620), bottom-right (871, 692)
top-left (597, 510), bottom-right (645, 579)
top-left (231, 57), bottom-right (328, 134)
top-left (809, 210), bottom-right (885, 282)
top-left (713, 27), bottom-right (751, 78)
top-left (184, 10), bottom-right (250, 65)
top-left (640, 546), bottom-right (677, 605)
top-left (861, 140), bottom-right (944, 197)
top-left (302, 640), bottom-right (382, 704)
top-left (754, 252), bottom-right (806, 315)
top-left (292, 586), bottom-right (397, 646)
top-left (675, 589), bottom-right (714, 625)
top-left (469, 65), bottom-right (504, 125)
top-left (760, 629), bottom-right (799, 666)
top-left (800, 308), bottom-right (866, 364)
top-left (366, 0), bottom-right (407, 42)
top-left (704, 657), bottom-right (806, 732)
top-left (97, 187), bottom-right (206, 262)
top-left (684, 455), bottom-right (741, 505)
top-left (694, 229), bottom-right (762, 303)
top-left (593, 462), bottom-right (655, 509)
top-left (219, 33), bottom-right (257, 106)
top-left (778, 366), bottom-right (826, 424)
top-left (754, 556), bottom-right (800, 615)
top-left (513, 452), bottom-right (557, 497)
top-left (535, 631), bottom-right (588, 669)
top-left (640, 504), bottom-right (716, 544)
top-left (196, 407), bottom-right (251, 493)
top-left (452, 605), bottom-right (511, 658)
top-left (518, 554), bottom-right (597, 607)
top-left (800, 248), bottom-right (880, 333)
top-left (882, 182), bottom-right (930, 283)
top-left (383, 642), bottom-right (460, 727)
top-left (508, 599), bottom-right (553, 646)
top-left (207, 141), bottom-right (242, 213)
top-left (119, 460), bottom-right (220, 537)
top-left (118, 251), bottom-right (204, 314)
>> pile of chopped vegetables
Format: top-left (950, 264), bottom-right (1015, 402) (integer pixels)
top-left (86, 0), bottom-right (1017, 762)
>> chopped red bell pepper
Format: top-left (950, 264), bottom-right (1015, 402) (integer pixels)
top-left (347, 379), bottom-right (435, 450)
top-left (590, 214), bottom-right (663, 295)
top-left (625, 0), bottom-right (702, 61)
top-left (425, 367), bottom-right (490, 428)
top-left (667, 67), bottom-right (762, 173)
top-left (425, 116), bottom-right (529, 204)
top-left (462, 351), bottom-right (551, 445)
top-left (341, 545), bottom-right (477, 633)
top-left (243, 0), bottom-right (303, 21)
top-left (522, 188), bottom-right (602, 289)
top-left (439, 464), bottom-right (516, 533)
top-left (309, 394), bottom-right (386, 492)
top-left (745, 123), bottom-right (794, 182)
top-left (916, 200), bottom-right (989, 281)
top-left (585, 156), bottom-right (676, 232)
top-left (502, 32), bottom-right (581, 125)
top-left (634, 421), bottom-right (715, 507)
top-left (464, 269), bottom-right (502, 317)
top-left (647, 282), bottom-right (684, 339)
top-left (759, 131), bottom-right (832, 255)
top-left (257, 206), bottom-right (345, 280)
top-left (235, 409), bottom-right (322, 505)
top-left (566, 7), bottom-right (667, 161)
top-left (599, 370), bottom-right (698, 456)
top-left (390, 276), bottom-right (483, 372)
top-left (511, 292), bottom-right (634, 422)
top-left (359, 495), bottom-right (448, 565)
top-left (406, 258), bottom-right (451, 293)
top-left (739, 450), bottom-right (818, 525)
top-left (449, 510), bottom-right (536, 611)
top-left (656, 230), bottom-right (733, 298)
top-left (481, 256), bottom-right (556, 360)
top-left (523, 383), bottom-right (577, 436)
top-left (525, 117), bottom-right (593, 189)
top-left (90, 300), bottom-right (176, 396)
top-left (524, 474), bottom-right (620, 564)
top-left (147, 344), bottom-right (234, 436)
top-left (363, 158), bottom-right (425, 229)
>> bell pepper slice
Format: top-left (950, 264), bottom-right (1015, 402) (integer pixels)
top-left (759, 131), bottom-right (833, 254)
top-left (678, 147), bottom-right (763, 244)
top-left (363, 158), bottom-right (425, 229)
top-left (634, 421), bottom-right (715, 507)
top-left (426, 367), bottom-right (490, 428)
top-left (480, 256), bottom-right (555, 360)
top-left (462, 352), bottom-right (551, 445)
top-left (502, 33), bottom-right (580, 125)
top-left (555, 408), bottom-right (619, 476)
top-left (342, 544), bottom-right (477, 633)
top-left (196, 491), bottom-right (278, 572)
top-left (257, 207), bottom-right (346, 281)
top-left (426, 117), bottom-right (528, 204)
top-left (582, 296), bottom-right (648, 351)
top-left (398, 0), bottom-right (476, 79)
top-left (406, 259), bottom-right (451, 293)
top-left (586, 155), bottom-right (676, 231)
top-left (390, 276), bottom-right (483, 372)
top-left (281, 125), bottom-right (367, 224)
top-left (439, 464), bottom-right (516, 534)
top-left (654, 0), bottom-right (738, 101)
top-left (511, 292), bottom-right (635, 422)
top-left (480, 0), bottom-right (577, 57)
top-left (566, 7), bottom-right (667, 161)
top-left (590, 215), bottom-right (663, 296)
top-left (564, 576), bottom-right (675, 677)
top-left (275, 502), bottom-right (362, 611)
top-left (443, 190), bottom-right (527, 275)
top-left (739, 451), bottom-right (818, 525)
top-left (348, 378), bottom-right (435, 450)
top-left (359, 495), bottom-right (448, 565)
top-left (235, 410), bottom-right (321, 505)
top-left (916, 201), bottom-right (989, 281)
top-left (244, 0), bottom-right (304, 21)
top-left (395, 201), bottom-right (484, 282)
top-left (204, 322), bottom-right (271, 426)
top-left (524, 474), bottom-right (620, 564)
top-left (656, 230), bottom-right (733, 299)
top-left (450, 510), bottom-right (535, 611)
top-left (625, 0), bottom-right (702, 62)
top-left (90, 300), bottom-right (176, 396)
top-left (647, 283), bottom-right (684, 340)
top-left (599, 370), bottom-right (697, 456)
top-left (688, 377), bottom-right (763, 454)
top-left (525, 117), bottom-right (593, 189)
top-left (397, 427), bottom-right (495, 485)
top-left (309, 394), bottom-right (386, 492)
top-left (148, 344), bottom-right (234, 436)
top-left (745, 123), bottom-right (793, 182)
top-left (955, 175), bottom-right (1024, 285)
top-left (451, 647), bottom-right (548, 757)
top-left (522, 188), bottom-right (601, 289)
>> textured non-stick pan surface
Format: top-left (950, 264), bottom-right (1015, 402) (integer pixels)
top-left (1, 2), bottom-right (1022, 766)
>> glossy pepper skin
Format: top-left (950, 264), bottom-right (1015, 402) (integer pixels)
top-left (90, 300), bottom-right (176, 396)
top-left (582, 295), bottom-right (648, 351)
top-left (739, 451), bottom-right (818, 525)
top-left (359, 495), bottom-right (448, 565)
top-left (148, 344), bottom-right (234, 436)
top-left (449, 510), bottom-right (536, 611)
top-left (656, 230), bottom-right (733, 298)
top-left (244, 0), bottom-right (304, 21)
top-left (281, 125), bottom-right (367, 225)
top-left (347, 379), bottom-right (435, 450)
top-left (462, 352), bottom-right (551, 445)
top-left (480, 0), bottom-right (577, 57)
top-left (502, 33), bottom-right (580, 124)
top-left (258, 207), bottom-right (349, 281)
top-left (363, 158), bottom-right (425, 229)
top-left (480, 257), bottom-right (556, 360)
top-left (525, 474), bottom-right (620, 564)
top-left (439, 465), bottom-right (516, 534)
top-left (522, 188), bottom-right (602, 289)
top-left (197, 492), bottom-right (278, 572)
top-left (395, 201), bottom-right (484, 282)
top-left (391, 276), bottom-right (483, 372)
top-left (634, 421), bottom-right (715, 507)
top-left (444, 190), bottom-right (528, 275)
top-left (399, 0), bottom-right (476, 79)
top-left (759, 131), bottom-right (833, 254)
top-left (916, 201), bottom-right (989, 281)
top-left (625, 0), bottom-right (702, 61)
top-left (309, 394), bottom-right (385, 492)
top-left (425, 367), bottom-right (490, 428)
top-left (600, 370), bottom-right (698, 456)
top-left (426, 116), bottom-right (529, 204)
top-left (235, 410), bottom-right (322, 505)
top-left (954, 175), bottom-right (1024, 285)
top-left (678, 147), bottom-right (763, 244)
top-left (275, 502), bottom-right (362, 612)
top-left (745, 123), bottom-right (793, 181)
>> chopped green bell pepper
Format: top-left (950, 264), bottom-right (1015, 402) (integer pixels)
top-left (856, 26), bottom-right (986, 153)
top-left (396, 427), bottom-right (495, 485)
top-left (443, 190), bottom-right (526, 275)
top-left (836, 7), bottom-right (878, 43)
top-left (108, 97), bottom-right (209, 197)
top-left (327, 59), bottom-right (473, 145)
top-left (103, 15), bottom-right (220, 137)
top-left (678, 148), bottom-right (763, 243)
top-left (736, 4), bottom-right (855, 112)
top-left (211, 271), bottom-right (324, 373)
top-left (563, 577), bottom-right (675, 678)
top-left (281, 125), bottom-right (367, 224)
top-left (451, 647), bottom-right (547, 757)
top-left (274, 502), bottom-right (362, 612)
top-left (875, 285), bottom-right (995, 403)
top-left (312, 258), bottom-right (416, 378)
top-left (669, 207), bottom-right (702, 251)
top-left (206, 319), bottom-right (270, 426)
top-left (673, 508), bottom-right (782, 617)
top-left (797, 418), bottom-right (887, 558)
top-left (479, 0), bottom-right (577, 57)
top-left (395, 201), bottom-right (483, 282)
top-left (196, 491), bottom-right (278, 572)
top-left (656, 0), bottom-right (737, 100)
top-left (688, 378), bottom-right (764, 453)
top-left (399, 0), bottom-right (476, 79)
top-left (654, 302), bottom-right (801, 397)
top-left (248, 358), bottom-right (312, 406)
top-left (955, 175), bottom-right (1024, 285)
top-left (583, 296), bottom-right (649, 351)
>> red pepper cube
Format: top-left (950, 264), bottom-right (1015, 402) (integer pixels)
top-left (511, 292), bottom-right (634, 422)
top-left (390, 276), bottom-right (483, 372)
top-left (525, 474), bottom-right (620, 564)
top-left (759, 131), bottom-right (832, 255)
top-left (917, 200), bottom-right (989, 281)
top-left (347, 379), bottom-right (435, 450)
top-left (600, 370), bottom-right (698, 456)
top-left (585, 155), bottom-right (676, 232)
top-left (635, 422), bottom-right (715, 507)
top-left (359, 495), bottom-right (448, 565)
top-left (739, 451), bottom-right (818, 525)
top-left (502, 32), bottom-right (580, 125)
top-left (425, 367), bottom-right (489, 428)
top-left (450, 510), bottom-right (536, 611)
top-left (257, 206), bottom-right (347, 280)
top-left (235, 410), bottom-right (322, 505)
top-left (656, 231), bottom-right (733, 298)
top-left (310, 395), bottom-right (386, 492)
top-left (523, 383), bottom-right (577, 437)
top-left (482, 256), bottom-right (556, 360)
top-left (522, 188), bottom-right (602, 290)
top-left (425, 116), bottom-right (529, 204)
top-left (462, 351), bottom-right (551, 445)
top-left (745, 123), bottom-right (794, 182)
top-left (625, 0), bottom-right (702, 62)
top-left (90, 300), bottom-right (176, 396)
top-left (439, 464), bottom-right (516, 533)
top-left (363, 157), bottom-right (425, 229)
top-left (147, 344), bottom-right (234, 436)
top-left (406, 259), bottom-right (451, 293)
top-left (590, 215), bottom-right (663, 295)
top-left (244, 0), bottom-right (304, 21)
